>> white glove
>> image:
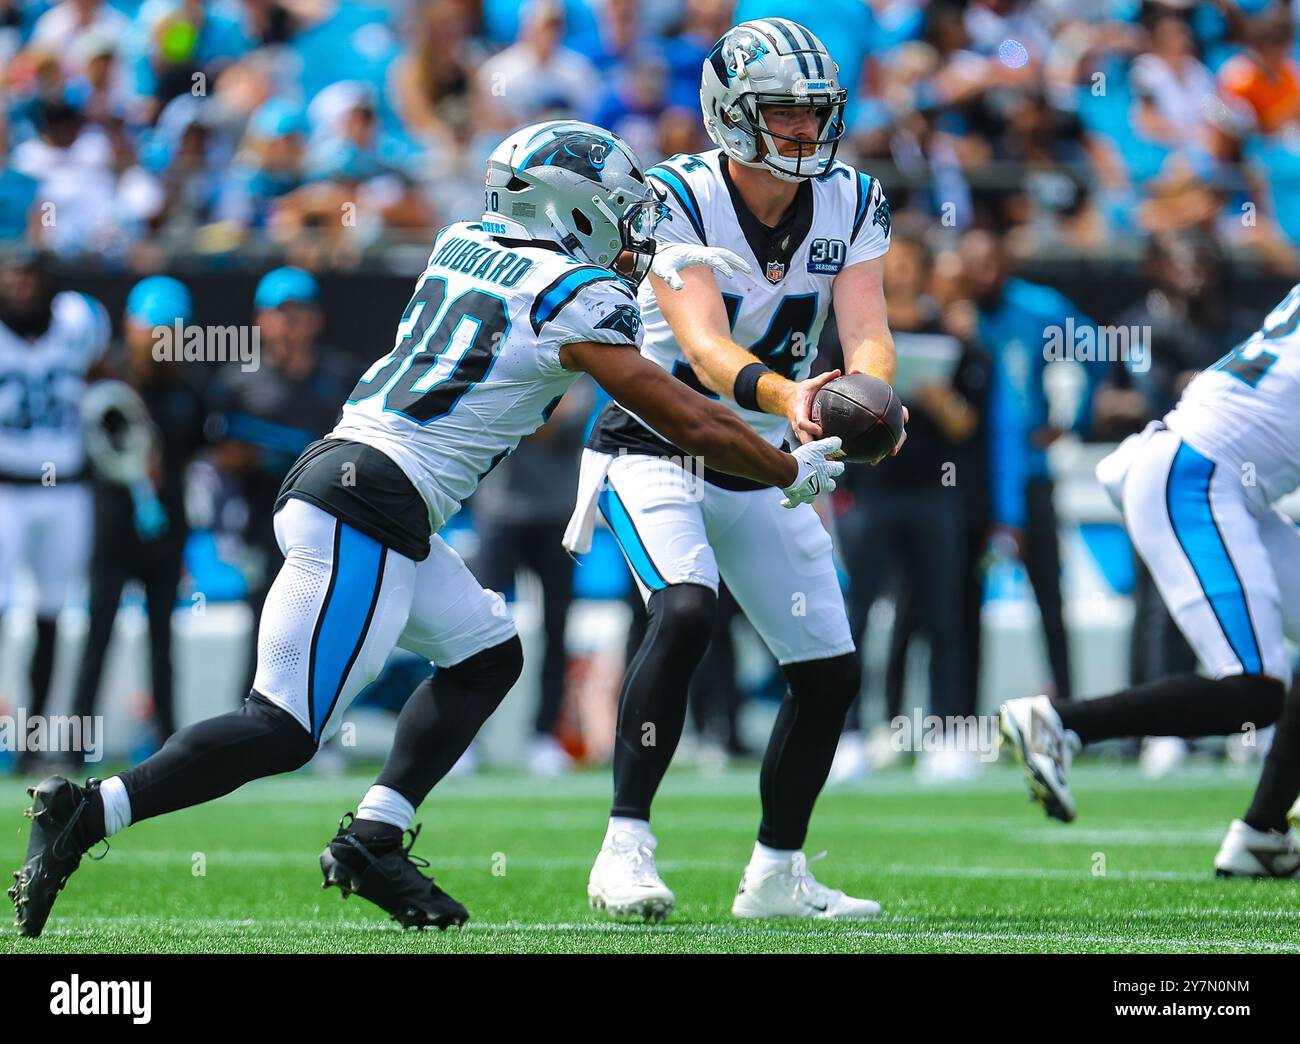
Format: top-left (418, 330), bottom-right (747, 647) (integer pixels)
top-left (780, 436), bottom-right (845, 508)
top-left (651, 244), bottom-right (752, 290)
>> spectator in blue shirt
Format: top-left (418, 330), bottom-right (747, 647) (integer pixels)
top-left (0, 112), bottom-right (39, 241)
top-left (957, 229), bottom-right (1100, 704)
top-left (215, 97), bottom-right (307, 230)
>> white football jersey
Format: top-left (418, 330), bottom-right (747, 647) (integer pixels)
top-left (1165, 283), bottom-right (1300, 506)
top-left (0, 290), bottom-right (109, 481)
top-left (632, 148), bottom-right (891, 445)
top-left (332, 221), bottom-right (643, 530)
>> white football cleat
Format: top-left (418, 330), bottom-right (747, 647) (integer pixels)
top-left (731, 851), bottom-right (881, 920)
top-left (587, 829), bottom-right (675, 922)
top-left (1215, 819), bottom-right (1300, 878)
top-left (999, 694), bottom-right (1077, 822)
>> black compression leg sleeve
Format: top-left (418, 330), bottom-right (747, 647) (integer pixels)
top-left (758, 653), bottom-right (860, 850)
top-left (115, 692), bottom-right (317, 826)
top-left (28, 615), bottom-right (58, 720)
top-left (611, 584), bottom-right (716, 821)
top-left (1245, 678), bottom-right (1300, 833)
top-left (1056, 672), bottom-right (1284, 746)
top-left (373, 635), bottom-right (524, 807)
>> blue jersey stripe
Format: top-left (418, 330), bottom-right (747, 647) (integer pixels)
top-left (852, 172), bottom-right (873, 240)
top-left (599, 487), bottom-right (667, 592)
top-left (530, 267), bottom-right (624, 332)
top-left (1165, 441), bottom-right (1263, 674)
top-left (647, 166), bottom-right (706, 243)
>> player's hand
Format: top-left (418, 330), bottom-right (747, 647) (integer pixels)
top-left (780, 435), bottom-right (846, 508)
top-left (789, 368), bottom-right (841, 444)
top-left (651, 244), bottom-right (752, 291)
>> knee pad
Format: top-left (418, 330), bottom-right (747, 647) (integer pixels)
top-left (782, 651), bottom-right (862, 715)
top-left (1220, 673), bottom-right (1286, 729)
top-left (645, 583), bottom-right (717, 658)
top-left (444, 634), bottom-right (525, 696)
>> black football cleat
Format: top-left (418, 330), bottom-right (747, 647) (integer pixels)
top-left (320, 814), bottom-right (469, 930)
top-left (10, 776), bottom-right (105, 938)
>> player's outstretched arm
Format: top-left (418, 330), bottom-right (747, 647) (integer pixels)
top-left (561, 339), bottom-right (802, 489)
top-left (649, 266), bottom-right (835, 443)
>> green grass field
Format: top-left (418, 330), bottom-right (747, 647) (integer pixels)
top-left (3, 761), bottom-right (1298, 954)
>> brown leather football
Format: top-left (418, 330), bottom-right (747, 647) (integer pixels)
top-left (811, 374), bottom-right (904, 464)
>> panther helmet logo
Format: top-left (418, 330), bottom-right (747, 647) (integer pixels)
top-left (525, 132), bottom-right (614, 182)
top-left (725, 30), bottom-right (768, 76)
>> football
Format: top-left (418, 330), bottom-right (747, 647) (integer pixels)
top-left (811, 374), bottom-right (905, 464)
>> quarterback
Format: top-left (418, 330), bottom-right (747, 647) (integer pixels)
top-left (9, 121), bottom-right (846, 936)
top-left (1002, 283), bottom-right (1300, 877)
top-left (567, 18), bottom-right (903, 921)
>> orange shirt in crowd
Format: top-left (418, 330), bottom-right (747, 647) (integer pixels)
top-left (1217, 53), bottom-right (1300, 134)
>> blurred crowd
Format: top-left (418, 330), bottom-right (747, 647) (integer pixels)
top-left (7, 0), bottom-right (1300, 268)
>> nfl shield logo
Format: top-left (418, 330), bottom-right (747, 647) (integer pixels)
top-left (765, 259), bottom-right (785, 283)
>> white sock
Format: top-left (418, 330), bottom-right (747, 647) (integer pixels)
top-left (605, 816), bottom-right (651, 845)
top-left (99, 775), bottom-right (132, 837)
top-left (749, 841), bottom-right (796, 875)
top-left (356, 785), bottom-right (415, 831)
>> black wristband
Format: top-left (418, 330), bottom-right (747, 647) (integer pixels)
top-left (733, 362), bottom-right (772, 412)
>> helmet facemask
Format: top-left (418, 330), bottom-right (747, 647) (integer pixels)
top-left (608, 195), bottom-right (667, 289)
top-left (728, 83), bottom-right (847, 182)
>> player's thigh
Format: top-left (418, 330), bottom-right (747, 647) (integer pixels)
top-left (255, 497), bottom-right (416, 743)
top-left (1124, 431), bottom-right (1286, 680)
top-left (28, 483), bottom-right (91, 616)
top-left (397, 533), bottom-right (518, 668)
top-left (710, 488), bottom-right (853, 666)
top-left (600, 454), bottom-right (718, 602)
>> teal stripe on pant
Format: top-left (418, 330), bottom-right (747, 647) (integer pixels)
top-left (599, 486), bottom-right (668, 593)
top-left (1165, 440), bottom-right (1263, 675)
top-left (308, 522), bottom-right (386, 740)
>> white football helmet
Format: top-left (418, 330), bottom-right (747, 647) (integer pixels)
top-left (700, 18), bottom-right (848, 182)
top-left (481, 120), bottom-right (667, 287)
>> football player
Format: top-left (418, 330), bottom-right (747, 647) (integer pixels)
top-left (10, 120), bottom-right (845, 936)
top-left (567, 19), bottom-right (903, 921)
top-left (1001, 283), bottom-right (1300, 877)
top-left (0, 251), bottom-right (109, 773)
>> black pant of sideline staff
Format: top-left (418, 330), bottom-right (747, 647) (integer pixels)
top-left (884, 519), bottom-right (988, 722)
top-left (472, 517), bottom-right (573, 736)
top-left (72, 545), bottom-right (185, 743)
top-left (1023, 476), bottom-right (1073, 703)
top-left (840, 487), bottom-right (967, 730)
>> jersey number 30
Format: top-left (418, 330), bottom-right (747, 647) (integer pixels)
top-left (348, 275), bottom-right (509, 424)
